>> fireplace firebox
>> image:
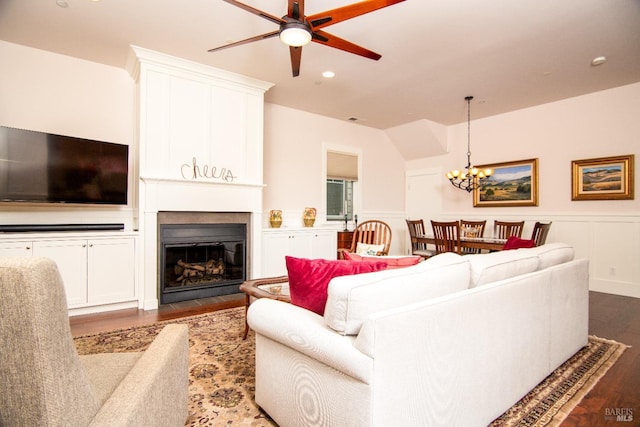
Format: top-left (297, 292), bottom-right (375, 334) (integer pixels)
top-left (160, 223), bottom-right (246, 304)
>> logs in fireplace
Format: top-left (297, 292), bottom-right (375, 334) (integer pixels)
top-left (160, 223), bottom-right (246, 304)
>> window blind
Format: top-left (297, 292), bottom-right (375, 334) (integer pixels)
top-left (327, 152), bottom-right (358, 181)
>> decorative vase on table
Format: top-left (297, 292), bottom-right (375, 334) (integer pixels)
top-left (303, 207), bottom-right (316, 227)
top-left (269, 210), bottom-right (282, 228)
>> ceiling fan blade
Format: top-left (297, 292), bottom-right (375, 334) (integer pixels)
top-left (289, 46), bottom-right (302, 77)
top-left (208, 31), bottom-right (279, 52)
top-left (288, 0), bottom-right (304, 20)
top-left (222, 0), bottom-right (286, 26)
top-left (307, 0), bottom-right (405, 30)
top-left (312, 30), bottom-right (381, 60)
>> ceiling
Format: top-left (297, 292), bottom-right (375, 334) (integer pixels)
top-left (1, 0), bottom-right (639, 130)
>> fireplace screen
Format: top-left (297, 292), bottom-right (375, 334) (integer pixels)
top-left (160, 223), bottom-right (246, 304)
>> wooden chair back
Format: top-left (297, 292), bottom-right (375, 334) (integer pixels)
top-left (459, 219), bottom-right (487, 254)
top-left (406, 219), bottom-right (434, 258)
top-left (494, 220), bottom-right (525, 239)
top-left (460, 219), bottom-right (487, 238)
top-left (406, 219), bottom-right (426, 251)
top-left (349, 220), bottom-right (392, 256)
top-left (431, 220), bottom-right (460, 254)
top-left (531, 222), bottom-right (552, 246)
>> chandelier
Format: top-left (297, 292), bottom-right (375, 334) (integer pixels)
top-left (446, 96), bottom-right (492, 192)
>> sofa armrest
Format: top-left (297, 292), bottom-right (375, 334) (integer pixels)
top-left (89, 324), bottom-right (189, 427)
top-left (248, 298), bottom-right (373, 383)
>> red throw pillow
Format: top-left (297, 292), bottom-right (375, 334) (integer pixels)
top-left (285, 256), bottom-right (387, 315)
top-left (503, 236), bottom-right (536, 250)
top-left (343, 252), bottom-right (421, 269)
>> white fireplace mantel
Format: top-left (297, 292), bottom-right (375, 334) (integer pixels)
top-left (130, 47), bottom-right (273, 310)
top-left (140, 177), bottom-right (265, 213)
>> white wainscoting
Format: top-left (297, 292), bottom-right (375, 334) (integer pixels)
top-left (434, 212), bottom-right (640, 298)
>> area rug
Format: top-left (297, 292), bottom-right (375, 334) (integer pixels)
top-left (73, 308), bottom-right (627, 427)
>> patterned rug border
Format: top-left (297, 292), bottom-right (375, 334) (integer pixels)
top-left (545, 335), bottom-right (630, 426)
top-left (490, 334), bottom-right (629, 427)
top-left (73, 310), bottom-right (629, 427)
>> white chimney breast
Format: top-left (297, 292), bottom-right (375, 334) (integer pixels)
top-left (129, 46), bottom-right (273, 310)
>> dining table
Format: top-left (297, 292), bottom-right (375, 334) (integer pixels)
top-left (416, 234), bottom-right (508, 252)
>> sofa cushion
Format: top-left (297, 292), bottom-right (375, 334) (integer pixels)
top-left (503, 236), bottom-right (536, 250)
top-left (343, 252), bottom-right (422, 269)
top-left (525, 243), bottom-right (575, 269)
top-left (466, 249), bottom-right (540, 288)
top-left (324, 252), bottom-right (470, 335)
top-left (285, 256), bottom-right (387, 316)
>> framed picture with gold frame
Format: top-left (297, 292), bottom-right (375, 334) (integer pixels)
top-left (473, 158), bottom-right (539, 207)
top-left (571, 154), bottom-right (634, 200)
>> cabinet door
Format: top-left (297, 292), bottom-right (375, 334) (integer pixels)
top-left (0, 242), bottom-right (33, 256)
top-left (261, 232), bottom-right (292, 277)
top-left (288, 232), bottom-right (313, 259)
top-left (87, 238), bottom-right (136, 304)
top-left (262, 230), bottom-right (337, 277)
top-left (310, 231), bottom-right (338, 260)
top-left (33, 240), bottom-right (88, 308)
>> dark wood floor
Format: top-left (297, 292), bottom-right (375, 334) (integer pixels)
top-left (69, 293), bottom-right (246, 336)
top-left (563, 292), bottom-right (640, 426)
top-left (69, 291), bottom-right (639, 426)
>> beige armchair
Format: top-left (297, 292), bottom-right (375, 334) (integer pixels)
top-left (0, 256), bottom-right (189, 426)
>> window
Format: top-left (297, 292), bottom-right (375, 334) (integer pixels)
top-left (326, 151), bottom-right (358, 222)
top-left (327, 179), bottom-right (354, 221)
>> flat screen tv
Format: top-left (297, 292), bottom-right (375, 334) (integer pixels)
top-left (0, 125), bottom-right (129, 205)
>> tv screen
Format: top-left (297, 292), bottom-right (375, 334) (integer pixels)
top-left (0, 126), bottom-right (129, 205)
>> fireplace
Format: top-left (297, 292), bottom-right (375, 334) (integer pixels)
top-left (157, 212), bottom-right (251, 305)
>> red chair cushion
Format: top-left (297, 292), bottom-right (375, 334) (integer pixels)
top-left (285, 256), bottom-right (387, 315)
top-left (503, 236), bottom-right (536, 250)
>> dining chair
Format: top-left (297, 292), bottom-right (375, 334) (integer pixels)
top-left (531, 221), bottom-right (552, 246)
top-left (406, 219), bottom-right (436, 259)
top-left (430, 220), bottom-right (461, 255)
top-left (493, 220), bottom-right (525, 239)
top-left (459, 219), bottom-right (487, 254)
top-left (344, 220), bottom-right (393, 256)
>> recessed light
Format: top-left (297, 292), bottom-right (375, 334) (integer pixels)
top-left (56, 0), bottom-right (69, 7)
top-left (322, 71), bottom-right (335, 78)
top-left (591, 56), bottom-right (606, 66)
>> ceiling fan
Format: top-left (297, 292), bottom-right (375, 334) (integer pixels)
top-left (208, 0), bottom-right (406, 77)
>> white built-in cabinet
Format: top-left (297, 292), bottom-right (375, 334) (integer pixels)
top-left (0, 234), bottom-right (136, 310)
top-left (262, 228), bottom-right (337, 277)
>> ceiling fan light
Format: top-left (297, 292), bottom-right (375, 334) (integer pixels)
top-left (280, 24), bottom-right (312, 47)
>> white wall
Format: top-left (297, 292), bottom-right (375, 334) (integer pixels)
top-left (263, 104), bottom-right (407, 254)
top-left (406, 83), bottom-right (640, 297)
top-left (408, 83), bottom-right (640, 215)
top-left (0, 40), bottom-right (136, 227)
top-left (0, 41), bottom-right (133, 150)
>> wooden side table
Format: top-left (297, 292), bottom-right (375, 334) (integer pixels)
top-left (239, 275), bottom-right (290, 339)
top-left (337, 231), bottom-right (354, 259)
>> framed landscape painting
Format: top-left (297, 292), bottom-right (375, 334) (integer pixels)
top-left (473, 158), bottom-right (539, 207)
top-left (572, 154), bottom-right (634, 200)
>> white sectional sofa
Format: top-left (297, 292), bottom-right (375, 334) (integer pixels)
top-left (247, 243), bottom-right (589, 427)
